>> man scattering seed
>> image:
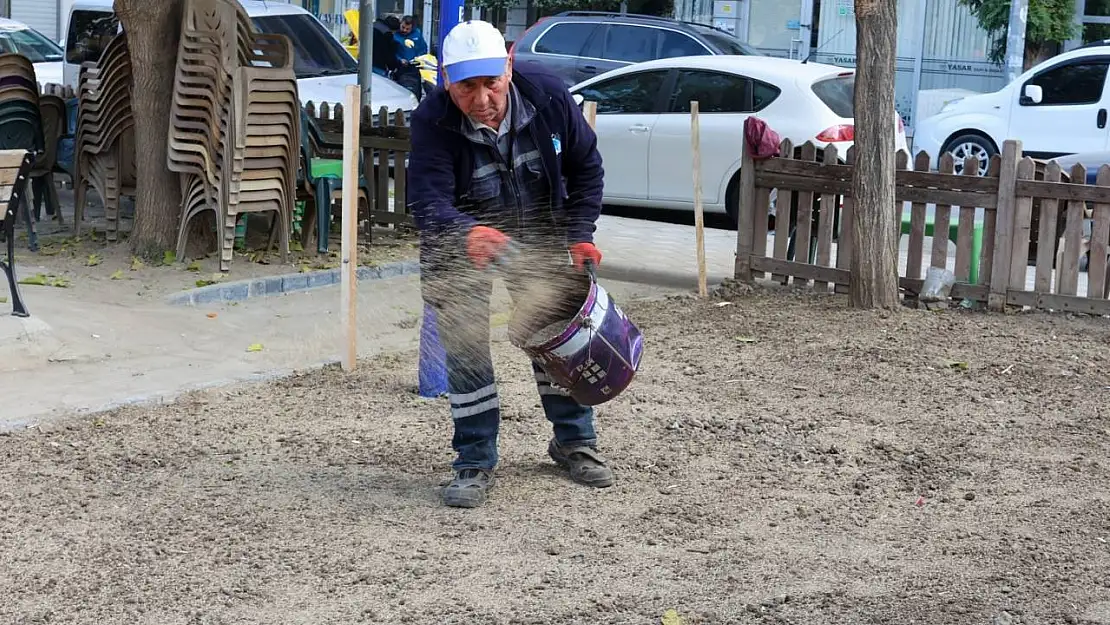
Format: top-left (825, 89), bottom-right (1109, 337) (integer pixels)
top-left (408, 19), bottom-right (612, 508)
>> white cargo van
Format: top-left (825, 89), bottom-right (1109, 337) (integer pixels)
top-left (62, 0), bottom-right (419, 113)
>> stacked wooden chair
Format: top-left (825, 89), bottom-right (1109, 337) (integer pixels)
top-left (72, 33), bottom-right (136, 240)
top-left (0, 53), bottom-right (45, 250)
top-left (170, 0), bottom-right (299, 270)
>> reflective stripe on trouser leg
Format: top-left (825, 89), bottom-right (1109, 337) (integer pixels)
top-left (533, 362), bottom-right (596, 448)
top-left (430, 269), bottom-right (501, 471)
top-left (450, 384), bottom-right (500, 420)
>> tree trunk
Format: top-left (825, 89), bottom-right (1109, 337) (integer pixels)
top-left (114, 0), bottom-right (185, 258)
top-left (850, 0), bottom-right (900, 309)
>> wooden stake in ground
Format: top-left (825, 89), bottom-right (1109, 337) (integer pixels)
top-left (690, 101), bottom-right (708, 297)
top-left (340, 85), bottom-right (361, 371)
top-left (850, 0), bottom-right (900, 309)
top-left (582, 101), bottom-right (597, 129)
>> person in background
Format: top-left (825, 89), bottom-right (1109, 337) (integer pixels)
top-left (394, 16), bottom-right (428, 62)
top-left (392, 15), bottom-right (428, 99)
top-left (371, 15), bottom-right (402, 77)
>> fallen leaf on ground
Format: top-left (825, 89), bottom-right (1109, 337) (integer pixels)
top-left (130, 257), bottom-right (144, 271)
top-left (195, 274), bottom-right (224, 288)
top-left (661, 609), bottom-right (684, 625)
top-left (19, 273), bottom-right (70, 288)
top-left (186, 261), bottom-right (202, 272)
top-left (206, 312), bottom-right (218, 319)
top-left (246, 343), bottom-right (264, 352)
top-left (290, 241), bottom-right (304, 252)
top-left (109, 270), bottom-right (124, 280)
top-left (490, 312), bottom-right (510, 327)
top-left (945, 360), bottom-right (970, 371)
top-left (86, 253), bottom-right (101, 267)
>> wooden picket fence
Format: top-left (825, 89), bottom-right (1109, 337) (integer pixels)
top-left (303, 101), bottom-right (413, 228)
top-left (735, 138), bottom-right (1110, 315)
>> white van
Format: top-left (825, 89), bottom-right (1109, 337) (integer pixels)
top-left (913, 43), bottom-right (1110, 175)
top-left (62, 0), bottom-right (419, 113)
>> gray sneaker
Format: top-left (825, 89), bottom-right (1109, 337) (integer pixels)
top-left (443, 468), bottom-right (495, 508)
top-left (547, 438), bottom-right (615, 488)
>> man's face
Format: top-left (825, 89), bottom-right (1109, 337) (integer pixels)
top-left (400, 22), bottom-right (412, 35)
top-left (446, 59), bottom-right (512, 127)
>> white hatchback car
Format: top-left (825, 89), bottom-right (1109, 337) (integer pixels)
top-left (913, 43), bottom-right (1110, 176)
top-left (568, 55), bottom-right (909, 225)
top-left (0, 18), bottom-right (64, 86)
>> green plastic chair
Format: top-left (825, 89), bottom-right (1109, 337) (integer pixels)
top-left (299, 107), bottom-right (372, 253)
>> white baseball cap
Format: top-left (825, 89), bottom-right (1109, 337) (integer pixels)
top-left (441, 20), bottom-right (508, 84)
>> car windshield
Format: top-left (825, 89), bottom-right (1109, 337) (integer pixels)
top-left (687, 26), bottom-right (761, 56)
top-left (251, 14), bottom-right (358, 79)
top-left (812, 74), bottom-right (854, 118)
top-left (0, 24), bottom-right (64, 62)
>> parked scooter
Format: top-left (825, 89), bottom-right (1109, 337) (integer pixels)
top-left (411, 52), bottom-right (439, 96)
top-left (342, 10), bottom-right (438, 100)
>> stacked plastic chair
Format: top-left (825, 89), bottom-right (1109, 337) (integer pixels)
top-left (72, 34), bottom-right (135, 240)
top-left (0, 53), bottom-right (45, 250)
top-left (170, 0), bottom-right (299, 270)
top-left (225, 60), bottom-right (299, 266)
top-left (32, 84), bottom-right (69, 222)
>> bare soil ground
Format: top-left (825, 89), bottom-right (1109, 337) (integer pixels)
top-left (2, 286), bottom-right (1110, 625)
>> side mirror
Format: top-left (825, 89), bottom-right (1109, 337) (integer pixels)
top-left (572, 93), bottom-right (585, 107)
top-left (1023, 84), bottom-right (1043, 105)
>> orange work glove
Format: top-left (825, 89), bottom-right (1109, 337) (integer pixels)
top-left (466, 225), bottom-right (511, 270)
top-left (569, 242), bottom-right (602, 272)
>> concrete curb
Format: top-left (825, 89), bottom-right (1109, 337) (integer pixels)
top-left (165, 259), bottom-right (421, 306)
top-left (162, 257), bottom-right (709, 307)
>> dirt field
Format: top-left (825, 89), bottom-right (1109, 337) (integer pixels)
top-left (3, 285), bottom-right (1110, 625)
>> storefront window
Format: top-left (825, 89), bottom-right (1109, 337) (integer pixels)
top-left (1083, 23), bottom-right (1110, 44)
top-left (1085, 0), bottom-right (1110, 17)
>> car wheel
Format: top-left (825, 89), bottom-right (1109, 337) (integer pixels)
top-left (941, 134), bottom-right (996, 176)
top-left (725, 172), bottom-right (774, 232)
top-left (726, 173), bottom-right (740, 229)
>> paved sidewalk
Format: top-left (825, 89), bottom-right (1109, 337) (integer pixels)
top-left (595, 215), bottom-right (738, 287)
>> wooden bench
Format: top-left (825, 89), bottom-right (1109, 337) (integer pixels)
top-left (1, 149), bottom-right (37, 317)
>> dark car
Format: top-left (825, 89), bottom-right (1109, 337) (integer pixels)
top-left (510, 11), bottom-right (762, 88)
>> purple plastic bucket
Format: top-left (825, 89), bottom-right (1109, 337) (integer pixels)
top-left (509, 273), bottom-right (643, 406)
